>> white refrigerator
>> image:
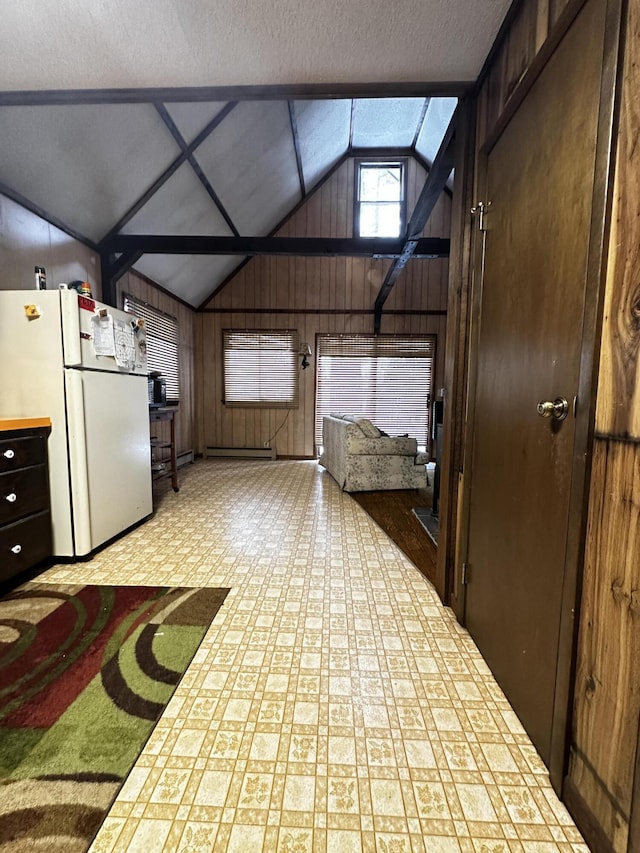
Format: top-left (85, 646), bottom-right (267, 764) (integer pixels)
top-left (0, 288), bottom-right (153, 557)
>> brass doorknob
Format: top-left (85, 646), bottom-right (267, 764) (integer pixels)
top-left (537, 397), bottom-right (569, 420)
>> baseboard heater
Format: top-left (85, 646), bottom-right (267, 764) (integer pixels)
top-left (206, 446), bottom-right (276, 460)
top-left (177, 449), bottom-right (194, 469)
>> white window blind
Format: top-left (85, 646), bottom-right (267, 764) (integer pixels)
top-left (123, 294), bottom-right (181, 402)
top-left (315, 334), bottom-right (435, 449)
top-left (223, 330), bottom-right (299, 408)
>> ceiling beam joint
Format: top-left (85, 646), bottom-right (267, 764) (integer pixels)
top-left (98, 102), bottom-right (238, 248)
top-left (100, 250), bottom-right (143, 306)
top-left (373, 107), bottom-right (458, 333)
top-left (154, 103), bottom-right (240, 237)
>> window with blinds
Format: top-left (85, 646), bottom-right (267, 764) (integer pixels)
top-left (123, 294), bottom-right (181, 402)
top-left (223, 330), bottom-right (299, 408)
top-left (315, 334), bottom-right (435, 449)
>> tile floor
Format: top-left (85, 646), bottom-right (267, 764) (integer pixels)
top-left (42, 459), bottom-right (587, 853)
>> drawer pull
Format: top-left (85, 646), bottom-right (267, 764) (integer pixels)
top-left (3, 449), bottom-right (15, 459)
top-left (11, 544), bottom-right (22, 554)
top-left (5, 493), bottom-right (17, 503)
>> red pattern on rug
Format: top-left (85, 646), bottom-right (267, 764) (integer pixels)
top-left (3, 586), bottom-right (168, 728)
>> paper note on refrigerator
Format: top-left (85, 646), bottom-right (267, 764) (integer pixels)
top-left (113, 317), bottom-right (137, 370)
top-left (91, 313), bottom-right (116, 356)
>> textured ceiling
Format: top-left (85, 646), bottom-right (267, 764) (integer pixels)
top-left (1, 0), bottom-right (510, 91)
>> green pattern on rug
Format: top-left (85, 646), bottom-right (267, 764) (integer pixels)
top-left (0, 582), bottom-right (229, 851)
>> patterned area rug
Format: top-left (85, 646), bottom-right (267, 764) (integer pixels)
top-left (0, 583), bottom-right (229, 852)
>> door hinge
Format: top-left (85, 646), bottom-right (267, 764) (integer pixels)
top-left (462, 562), bottom-right (471, 585)
top-left (470, 201), bottom-right (492, 232)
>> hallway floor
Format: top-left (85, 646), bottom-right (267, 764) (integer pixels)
top-left (42, 459), bottom-right (587, 853)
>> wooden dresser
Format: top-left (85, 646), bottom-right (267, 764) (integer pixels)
top-left (0, 418), bottom-right (52, 584)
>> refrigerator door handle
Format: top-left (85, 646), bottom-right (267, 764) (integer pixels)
top-left (64, 370), bottom-right (92, 555)
top-left (61, 288), bottom-right (82, 366)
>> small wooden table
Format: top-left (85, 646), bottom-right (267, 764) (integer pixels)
top-left (149, 407), bottom-right (179, 493)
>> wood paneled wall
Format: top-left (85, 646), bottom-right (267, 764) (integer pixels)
top-left (116, 271), bottom-right (197, 456)
top-left (199, 157), bottom-right (450, 458)
top-left (451, 0), bottom-right (637, 849)
top-left (475, 0), bottom-right (588, 151)
top-left (0, 194), bottom-right (101, 298)
top-left (569, 0), bottom-right (640, 847)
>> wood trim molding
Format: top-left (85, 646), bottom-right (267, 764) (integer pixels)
top-left (288, 101), bottom-right (306, 197)
top-left (436, 96), bottom-right (476, 611)
top-left (0, 81), bottom-right (472, 107)
top-left (480, 0), bottom-right (589, 153)
top-left (549, 0), bottom-right (625, 793)
top-left (630, 718), bottom-right (640, 853)
top-left (563, 776), bottom-right (618, 853)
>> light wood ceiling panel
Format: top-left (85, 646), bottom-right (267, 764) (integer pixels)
top-left (133, 253), bottom-right (239, 306)
top-left (0, 104), bottom-right (181, 241)
top-left (293, 100), bottom-right (351, 193)
top-left (121, 162), bottom-right (233, 236)
top-left (193, 101), bottom-right (301, 235)
top-left (351, 98), bottom-right (428, 148)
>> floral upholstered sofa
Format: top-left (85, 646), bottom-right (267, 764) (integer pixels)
top-left (318, 414), bottom-right (429, 492)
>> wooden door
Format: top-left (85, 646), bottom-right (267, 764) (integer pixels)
top-left (464, 0), bottom-right (607, 773)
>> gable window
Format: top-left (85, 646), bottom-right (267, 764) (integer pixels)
top-left (315, 333), bottom-right (435, 452)
top-left (123, 293), bottom-right (180, 402)
top-left (223, 330), bottom-right (299, 408)
top-left (355, 161), bottom-right (406, 238)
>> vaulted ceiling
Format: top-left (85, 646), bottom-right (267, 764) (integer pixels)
top-left (0, 0), bottom-right (512, 308)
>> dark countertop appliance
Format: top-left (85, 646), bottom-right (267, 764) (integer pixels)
top-left (148, 372), bottom-right (167, 408)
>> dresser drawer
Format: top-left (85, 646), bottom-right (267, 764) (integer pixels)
top-left (0, 436), bottom-right (47, 473)
top-left (0, 511), bottom-right (52, 582)
top-left (0, 465), bottom-right (50, 524)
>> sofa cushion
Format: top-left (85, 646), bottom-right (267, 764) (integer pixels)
top-left (356, 418), bottom-right (381, 438)
top-left (330, 413), bottom-right (361, 424)
top-left (346, 434), bottom-right (418, 456)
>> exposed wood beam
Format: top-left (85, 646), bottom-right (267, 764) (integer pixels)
top-left (154, 103), bottom-right (239, 237)
top-left (100, 250), bottom-right (143, 306)
top-left (98, 102), bottom-right (237, 247)
top-left (349, 146), bottom-right (414, 159)
top-left (0, 82), bottom-right (471, 107)
top-left (103, 235), bottom-right (450, 258)
top-left (349, 99), bottom-right (357, 148)
top-left (411, 98), bottom-right (431, 148)
top-left (288, 101), bottom-right (306, 198)
top-left (373, 108), bottom-right (458, 333)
